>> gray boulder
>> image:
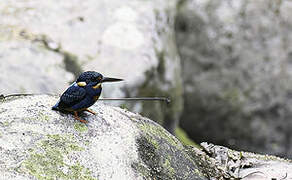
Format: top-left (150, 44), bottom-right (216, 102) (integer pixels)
top-left (0, 0), bottom-right (183, 133)
top-left (191, 142), bottom-right (292, 179)
top-left (1, 94), bottom-right (291, 180)
top-left (0, 95), bottom-right (204, 180)
top-left (0, 40), bottom-right (73, 94)
top-left (176, 0), bottom-right (292, 157)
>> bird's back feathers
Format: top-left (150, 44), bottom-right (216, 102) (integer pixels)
top-left (53, 83), bottom-right (86, 111)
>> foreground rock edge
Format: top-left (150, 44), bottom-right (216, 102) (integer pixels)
top-left (1, 94), bottom-right (291, 180)
top-left (0, 95), bottom-right (205, 180)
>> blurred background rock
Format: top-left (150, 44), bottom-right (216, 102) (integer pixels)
top-left (1, 0), bottom-right (292, 158)
top-left (176, 0), bottom-right (292, 158)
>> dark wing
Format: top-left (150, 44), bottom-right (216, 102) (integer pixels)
top-left (58, 83), bottom-right (86, 110)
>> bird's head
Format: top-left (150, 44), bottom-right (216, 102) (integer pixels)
top-left (76, 71), bottom-right (123, 88)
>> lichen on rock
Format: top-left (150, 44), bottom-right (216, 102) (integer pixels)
top-left (0, 95), bottom-right (205, 180)
top-left (22, 134), bottom-right (92, 180)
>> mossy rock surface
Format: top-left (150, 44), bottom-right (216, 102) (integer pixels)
top-left (0, 95), bottom-right (205, 180)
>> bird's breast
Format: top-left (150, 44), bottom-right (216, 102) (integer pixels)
top-left (93, 95), bottom-right (100, 101)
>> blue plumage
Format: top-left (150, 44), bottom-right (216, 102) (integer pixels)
top-left (52, 71), bottom-right (122, 123)
top-left (53, 82), bottom-right (88, 111)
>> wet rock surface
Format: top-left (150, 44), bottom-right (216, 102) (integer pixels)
top-left (0, 95), bottom-right (204, 180)
top-left (176, 0), bottom-right (292, 157)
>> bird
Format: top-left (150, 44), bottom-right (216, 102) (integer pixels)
top-left (52, 71), bottom-right (123, 123)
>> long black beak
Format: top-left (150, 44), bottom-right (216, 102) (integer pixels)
top-left (101, 77), bottom-right (123, 83)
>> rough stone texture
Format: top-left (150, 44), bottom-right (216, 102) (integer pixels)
top-left (0, 0), bottom-right (183, 133)
top-left (176, 0), bottom-right (292, 157)
top-left (0, 95), bottom-right (204, 180)
top-left (190, 142), bottom-right (292, 179)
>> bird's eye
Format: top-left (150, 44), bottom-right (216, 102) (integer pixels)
top-left (97, 77), bottom-right (102, 81)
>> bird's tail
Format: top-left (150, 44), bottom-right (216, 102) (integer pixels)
top-left (52, 101), bottom-right (60, 111)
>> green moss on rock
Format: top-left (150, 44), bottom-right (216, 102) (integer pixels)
top-left (37, 112), bottom-right (50, 121)
top-left (24, 111), bottom-right (51, 122)
top-left (134, 136), bottom-right (174, 180)
top-left (74, 123), bottom-right (88, 133)
top-left (22, 134), bottom-right (95, 180)
top-left (2, 121), bottom-right (10, 127)
top-left (162, 158), bottom-right (175, 177)
top-left (175, 127), bottom-right (199, 147)
top-left (138, 120), bottom-right (182, 149)
top-left (134, 117), bottom-right (206, 180)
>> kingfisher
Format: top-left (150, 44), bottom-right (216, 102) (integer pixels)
top-left (52, 71), bottom-right (123, 123)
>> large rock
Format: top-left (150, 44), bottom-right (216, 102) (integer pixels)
top-left (176, 0), bottom-right (292, 157)
top-left (0, 0), bottom-right (183, 133)
top-left (191, 142), bottom-right (292, 179)
top-left (0, 38), bottom-right (73, 94)
top-left (0, 95), bottom-right (204, 180)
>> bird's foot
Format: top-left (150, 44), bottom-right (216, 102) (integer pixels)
top-left (85, 109), bottom-right (96, 115)
top-left (74, 111), bottom-right (88, 123)
top-left (77, 118), bottom-right (88, 124)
